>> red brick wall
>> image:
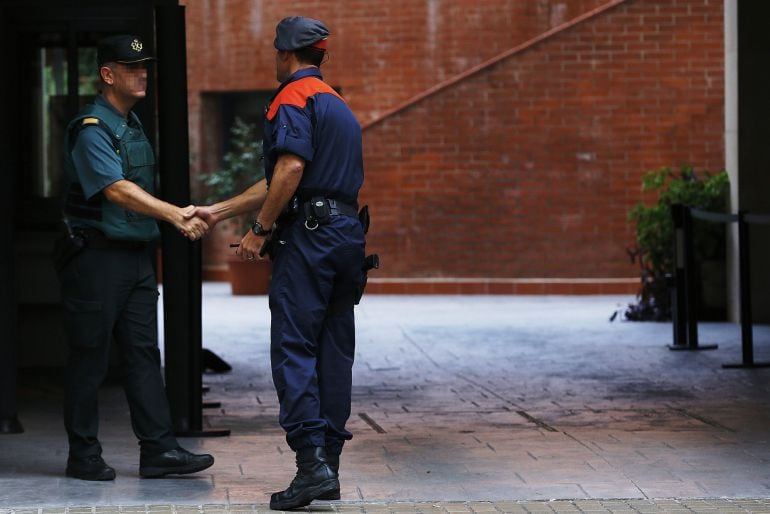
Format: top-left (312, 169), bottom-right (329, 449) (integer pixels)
top-left (181, 0), bottom-right (724, 293)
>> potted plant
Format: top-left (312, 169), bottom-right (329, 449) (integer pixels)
top-left (197, 117), bottom-right (270, 295)
top-left (625, 165), bottom-right (729, 321)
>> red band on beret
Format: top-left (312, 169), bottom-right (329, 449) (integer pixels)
top-left (310, 39), bottom-right (328, 50)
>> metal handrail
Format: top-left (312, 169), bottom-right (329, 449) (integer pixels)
top-left (690, 208), bottom-right (739, 223)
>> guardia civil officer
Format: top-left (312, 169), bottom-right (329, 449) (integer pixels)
top-left (188, 17), bottom-right (366, 509)
top-left (57, 35), bottom-right (214, 481)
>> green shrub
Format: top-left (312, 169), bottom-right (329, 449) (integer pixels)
top-left (625, 165), bottom-right (729, 321)
top-left (197, 117), bottom-right (265, 232)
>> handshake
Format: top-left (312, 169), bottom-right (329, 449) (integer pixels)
top-left (175, 203), bottom-right (268, 263)
top-left (174, 205), bottom-right (220, 241)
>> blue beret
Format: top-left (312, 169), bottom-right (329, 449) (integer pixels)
top-left (274, 16), bottom-right (329, 51)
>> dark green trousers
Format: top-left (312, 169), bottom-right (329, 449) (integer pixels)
top-left (58, 244), bottom-right (177, 459)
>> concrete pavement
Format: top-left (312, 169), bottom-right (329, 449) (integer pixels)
top-left (2, 284), bottom-right (770, 513)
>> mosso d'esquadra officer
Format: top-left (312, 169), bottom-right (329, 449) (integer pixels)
top-left (55, 34), bottom-right (213, 481)
top-left (187, 16), bottom-right (378, 510)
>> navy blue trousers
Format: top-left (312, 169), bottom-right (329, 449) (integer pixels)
top-left (269, 216), bottom-right (365, 453)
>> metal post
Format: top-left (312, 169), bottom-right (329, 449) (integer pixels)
top-left (156, 4), bottom-right (229, 436)
top-left (0, 210), bottom-right (23, 434)
top-left (669, 205), bottom-right (717, 351)
top-left (683, 205), bottom-right (700, 348)
top-left (669, 205), bottom-right (688, 347)
top-left (723, 211), bottom-right (770, 368)
top-left (0, 6), bottom-right (23, 435)
top-left (738, 211), bottom-right (753, 364)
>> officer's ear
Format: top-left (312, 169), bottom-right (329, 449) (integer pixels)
top-left (99, 64), bottom-right (115, 85)
top-left (276, 50), bottom-right (291, 63)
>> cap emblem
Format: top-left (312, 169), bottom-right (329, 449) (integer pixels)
top-left (131, 39), bottom-right (143, 52)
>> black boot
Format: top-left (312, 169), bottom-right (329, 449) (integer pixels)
top-left (269, 446), bottom-right (339, 510)
top-left (66, 454), bottom-right (116, 481)
top-left (317, 452), bottom-right (341, 500)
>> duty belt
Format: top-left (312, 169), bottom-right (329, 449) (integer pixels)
top-left (316, 198), bottom-right (358, 218)
top-left (75, 228), bottom-right (149, 249)
top-left (299, 197), bottom-right (358, 231)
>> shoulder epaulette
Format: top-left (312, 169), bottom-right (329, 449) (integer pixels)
top-left (70, 116), bottom-right (120, 153)
top-left (266, 77), bottom-right (344, 121)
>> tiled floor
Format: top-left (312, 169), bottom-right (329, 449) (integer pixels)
top-left (2, 285), bottom-right (770, 513)
top-left (6, 498), bottom-right (770, 513)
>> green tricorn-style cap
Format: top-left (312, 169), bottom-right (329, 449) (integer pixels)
top-left (97, 35), bottom-right (156, 66)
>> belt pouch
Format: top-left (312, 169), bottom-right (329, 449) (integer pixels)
top-left (303, 197), bottom-right (332, 228)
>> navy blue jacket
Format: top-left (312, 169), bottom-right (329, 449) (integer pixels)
top-left (263, 68), bottom-right (363, 205)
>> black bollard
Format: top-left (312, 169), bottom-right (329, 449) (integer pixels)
top-left (723, 212), bottom-right (770, 368)
top-left (669, 204), bottom-right (717, 351)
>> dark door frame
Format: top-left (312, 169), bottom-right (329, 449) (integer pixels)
top-left (0, 0), bottom-right (208, 435)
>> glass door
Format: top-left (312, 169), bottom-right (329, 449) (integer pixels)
top-left (17, 29), bottom-right (110, 227)
top-left (30, 40), bottom-right (100, 197)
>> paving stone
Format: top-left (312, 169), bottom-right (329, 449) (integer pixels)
top-left (333, 506), bottom-right (366, 512)
top-left (516, 502), bottom-right (552, 513)
top-left (490, 502), bottom-right (528, 513)
top-left (436, 503), bottom-right (471, 513)
top-left (466, 502), bottom-right (498, 513)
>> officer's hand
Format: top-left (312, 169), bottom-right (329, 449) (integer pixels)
top-left (184, 205), bottom-right (220, 229)
top-left (235, 230), bottom-right (265, 261)
top-left (178, 215), bottom-right (209, 241)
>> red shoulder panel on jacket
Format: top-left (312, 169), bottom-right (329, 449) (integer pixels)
top-left (266, 77), bottom-right (344, 121)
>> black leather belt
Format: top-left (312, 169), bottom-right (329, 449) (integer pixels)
top-left (324, 199), bottom-right (358, 218)
top-left (291, 197), bottom-right (358, 217)
top-left (76, 228), bottom-right (149, 249)
top-left (299, 197), bottom-right (359, 230)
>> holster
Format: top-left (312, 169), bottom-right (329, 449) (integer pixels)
top-left (355, 253), bottom-right (380, 305)
top-left (259, 203), bottom-right (297, 260)
top-left (259, 225), bottom-right (284, 261)
top-left (52, 222), bottom-right (86, 273)
top-left (357, 204), bottom-right (378, 304)
top-left (327, 205), bottom-right (380, 315)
